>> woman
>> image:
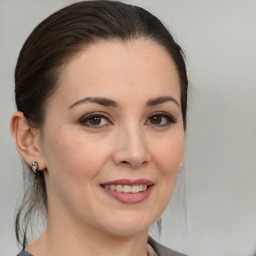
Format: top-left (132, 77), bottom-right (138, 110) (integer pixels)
top-left (11, 1), bottom-right (188, 255)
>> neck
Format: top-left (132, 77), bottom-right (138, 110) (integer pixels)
top-left (26, 214), bottom-right (149, 256)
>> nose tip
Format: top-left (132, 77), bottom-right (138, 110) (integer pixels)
top-left (112, 130), bottom-right (151, 169)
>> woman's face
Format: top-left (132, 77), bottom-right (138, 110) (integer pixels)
top-left (39, 39), bottom-right (184, 236)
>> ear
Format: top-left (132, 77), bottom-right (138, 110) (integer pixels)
top-left (10, 111), bottom-right (46, 171)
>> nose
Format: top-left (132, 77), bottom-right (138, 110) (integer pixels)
top-left (112, 126), bottom-right (151, 169)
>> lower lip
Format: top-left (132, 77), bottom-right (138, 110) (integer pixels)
top-left (101, 186), bottom-right (154, 204)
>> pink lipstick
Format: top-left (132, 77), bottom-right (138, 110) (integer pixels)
top-left (100, 179), bottom-right (154, 204)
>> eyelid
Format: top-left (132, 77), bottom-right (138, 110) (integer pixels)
top-left (146, 111), bottom-right (176, 126)
top-left (78, 111), bottom-right (176, 129)
top-left (78, 112), bottom-right (112, 128)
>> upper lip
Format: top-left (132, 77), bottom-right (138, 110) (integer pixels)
top-left (100, 179), bottom-right (154, 186)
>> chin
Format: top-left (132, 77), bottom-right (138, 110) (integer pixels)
top-left (99, 212), bottom-right (156, 236)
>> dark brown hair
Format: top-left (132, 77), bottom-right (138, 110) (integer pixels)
top-left (14, 0), bottom-right (188, 248)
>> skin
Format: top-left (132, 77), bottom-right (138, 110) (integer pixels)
top-left (11, 39), bottom-right (185, 256)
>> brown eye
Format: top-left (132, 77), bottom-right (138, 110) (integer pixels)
top-left (89, 116), bottom-right (101, 125)
top-left (149, 116), bottom-right (162, 125)
top-left (79, 113), bottom-right (111, 128)
top-left (146, 112), bottom-right (176, 127)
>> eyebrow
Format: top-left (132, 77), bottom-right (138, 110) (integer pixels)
top-left (68, 97), bottom-right (118, 109)
top-left (146, 96), bottom-right (180, 107)
top-left (68, 95), bottom-right (179, 109)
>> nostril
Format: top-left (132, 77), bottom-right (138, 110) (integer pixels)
top-left (119, 160), bottom-right (148, 168)
top-left (120, 161), bottom-right (130, 166)
top-left (142, 161), bottom-right (148, 166)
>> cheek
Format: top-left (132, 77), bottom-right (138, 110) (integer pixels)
top-left (42, 129), bottom-right (111, 210)
top-left (45, 136), bottom-right (109, 181)
top-left (146, 132), bottom-right (184, 218)
top-left (151, 132), bottom-right (184, 175)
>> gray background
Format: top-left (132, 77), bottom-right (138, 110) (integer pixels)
top-left (0, 0), bottom-right (256, 255)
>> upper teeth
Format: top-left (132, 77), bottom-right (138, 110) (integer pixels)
top-left (103, 184), bottom-right (147, 193)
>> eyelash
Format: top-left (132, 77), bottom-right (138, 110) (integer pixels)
top-left (79, 112), bottom-right (176, 129)
top-left (145, 112), bottom-right (176, 127)
top-left (79, 112), bottom-right (112, 129)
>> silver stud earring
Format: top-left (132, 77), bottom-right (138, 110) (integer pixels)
top-left (31, 161), bottom-right (39, 173)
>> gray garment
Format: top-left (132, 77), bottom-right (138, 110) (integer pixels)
top-left (16, 250), bottom-right (32, 256)
top-left (148, 237), bottom-right (188, 256)
top-left (16, 237), bottom-right (188, 256)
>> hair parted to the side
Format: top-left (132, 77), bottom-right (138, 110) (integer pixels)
top-left (14, 0), bottom-right (188, 248)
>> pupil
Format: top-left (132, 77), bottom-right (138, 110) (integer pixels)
top-left (90, 117), bottom-right (101, 125)
top-left (151, 116), bottom-right (161, 124)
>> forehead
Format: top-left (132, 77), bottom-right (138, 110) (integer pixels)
top-left (51, 39), bottom-right (181, 106)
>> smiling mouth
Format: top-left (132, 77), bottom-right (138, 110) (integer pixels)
top-left (100, 180), bottom-right (154, 203)
top-left (102, 184), bottom-right (148, 193)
